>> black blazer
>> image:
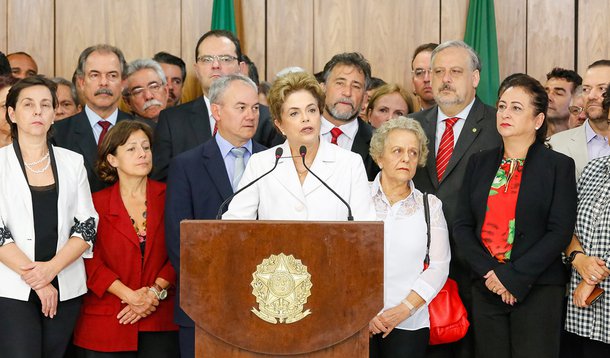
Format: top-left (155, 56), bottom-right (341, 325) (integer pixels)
top-left (151, 97), bottom-right (282, 181)
top-left (351, 118), bottom-right (380, 181)
top-left (164, 138), bottom-right (266, 326)
top-left (52, 109), bottom-right (132, 192)
top-left (453, 142), bottom-right (577, 301)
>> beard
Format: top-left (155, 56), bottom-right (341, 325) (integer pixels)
top-left (325, 99), bottom-right (360, 122)
top-left (434, 84), bottom-right (464, 107)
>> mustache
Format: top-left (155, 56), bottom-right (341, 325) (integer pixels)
top-left (439, 83), bottom-right (455, 92)
top-left (334, 97), bottom-right (355, 109)
top-left (95, 88), bottom-right (114, 96)
top-left (143, 99), bottom-right (164, 111)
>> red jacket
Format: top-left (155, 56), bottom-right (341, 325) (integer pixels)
top-left (74, 179), bottom-right (177, 352)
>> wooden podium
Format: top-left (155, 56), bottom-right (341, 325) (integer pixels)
top-left (180, 220), bottom-right (383, 357)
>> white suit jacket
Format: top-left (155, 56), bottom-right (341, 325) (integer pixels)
top-left (223, 140), bottom-right (376, 221)
top-left (0, 144), bottom-right (97, 301)
top-left (548, 122), bottom-right (588, 180)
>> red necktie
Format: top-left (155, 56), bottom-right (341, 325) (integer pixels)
top-left (436, 117), bottom-right (459, 182)
top-left (213, 122), bottom-right (218, 136)
top-left (97, 120), bottom-right (111, 148)
top-left (330, 127), bottom-right (343, 145)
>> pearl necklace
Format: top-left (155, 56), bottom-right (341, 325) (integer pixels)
top-left (24, 152), bottom-right (51, 174)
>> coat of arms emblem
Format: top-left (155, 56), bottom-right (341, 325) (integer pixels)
top-left (251, 253), bottom-right (312, 324)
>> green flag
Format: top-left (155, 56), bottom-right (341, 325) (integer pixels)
top-left (211, 0), bottom-right (236, 35)
top-left (464, 0), bottom-right (500, 106)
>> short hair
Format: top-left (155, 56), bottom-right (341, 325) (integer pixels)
top-left (314, 71), bottom-right (325, 84)
top-left (366, 83), bottom-right (413, 117)
top-left (370, 116), bottom-right (429, 167)
top-left (603, 84), bottom-right (610, 113)
top-left (498, 74), bottom-right (548, 144)
top-left (411, 43), bottom-right (438, 69)
top-left (208, 74), bottom-right (257, 105)
top-left (125, 59), bottom-right (167, 84)
top-left (0, 74), bottom-right (18, 91)
top-left (0, 52), bottom-right (11, 75)
top-left (50, 77), bottom-right (79, 105)
top-left (258, 81), bottom-right (272, 96)
top-left (367, 77), bottom-right (386, 91)
top-left (571, 85), bottom-right (584, 104)
top-left (546, 67), bottom-right (582, 91)
top-left (431, 40), bottom-right (481, 72)
top-left (5, 75), bottom-right (58, 140)
top-left (195, 30), bottom-right (243, 62)
top-left (322, 52), bottom-right (372, 89)
top-left (587, 59), bottom-right (610, 70)
top-left (153, 51), bottom-right (187, 82)
top-left (268, 72), bottom-right (325, 127)
top-left (97, 120), bottom-right (153, 184)
top-left (75, 44), bottom-right (127, 78)
top-left (242, 55), bottom-right (260, 86)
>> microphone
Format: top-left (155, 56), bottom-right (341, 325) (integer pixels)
top-left (216, 147), bottom-right (283, 219)
top-left (299, 145), bottom-right (353, 221)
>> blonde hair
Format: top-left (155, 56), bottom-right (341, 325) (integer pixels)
top-left (267, 72), bottom-right (325, 128)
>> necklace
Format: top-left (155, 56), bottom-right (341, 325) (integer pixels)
top-left (24, 151), bottom-right (49, 166)
top-left (25, 152), bottom-right (51, 174)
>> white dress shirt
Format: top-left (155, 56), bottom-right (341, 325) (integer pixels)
top-left (84, 105), bottom-right (119, 144)
top-left (320, 116), bottom-right (359, 150)
top-left (434, 98), bottom-right (475, 154)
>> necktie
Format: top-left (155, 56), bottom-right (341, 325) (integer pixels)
top-left (213, 123), bottom-right (218, 136)
top-left (330, 127), bottom-right (343, 145)
top-left (231, 147), bottom-right (246, 189)
top-left (436, 117), bottom-right (459, 182)
top-left (97, 120), bottom-right (111, 148)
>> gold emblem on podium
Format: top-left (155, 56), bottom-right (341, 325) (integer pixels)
top-left (251, 253), bottom-right (312, 324)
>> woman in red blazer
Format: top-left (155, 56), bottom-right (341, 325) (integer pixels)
top-left (74, 121), bottom-right (178, 357)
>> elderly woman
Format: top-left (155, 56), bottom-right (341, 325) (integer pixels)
top-left (454, 74), bottom-right (577, 358)
top-left (368, 117), bottom-right (450, 358)
top-left (73, 121), bottom-right (178, 357)
top-left (0, 74), bottom-right (18, 147)
top-left (563, 85), bottom-right (610, 355)
top-left (0, 76), bottom-right (97, 358)
top-left (366, 83), bottom-right (412, 129)
top-left (223, 71), bottom-right (375, 221)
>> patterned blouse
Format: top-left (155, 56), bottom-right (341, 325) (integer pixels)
top-left (481, 158), bottom-right (524, 262)
top-left (565, 156), bottom-right (610, 343)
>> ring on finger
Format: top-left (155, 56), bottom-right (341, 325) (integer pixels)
top-left (591, 275), bottom-right (596, 281)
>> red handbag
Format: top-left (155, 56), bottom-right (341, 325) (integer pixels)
top-left (423, 193), bottom-right (470, 345)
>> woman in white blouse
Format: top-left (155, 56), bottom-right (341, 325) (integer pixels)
top-left (223, 71), bottom-right (375, 221)
top-left (368, 117), bottom-right (450, 358)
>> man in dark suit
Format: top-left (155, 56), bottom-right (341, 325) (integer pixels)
top-left (319, 52), bottom-right (379, 181)
top-left (409, 40), bottom-right (501, 358)
top-left (151, 30), bottom-right (280, 181)
top-left (53, 44), bottom-right (132, 192)
top-left (165, 74), bottom-right (266, 358)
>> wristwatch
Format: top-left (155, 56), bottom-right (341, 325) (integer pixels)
top-left (149, 283), bottom-right (168, 300)
top-left (567, 250), bottom-right (584, 264)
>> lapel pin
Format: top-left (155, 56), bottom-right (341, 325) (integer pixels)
top-left (472, 128), bottom-right (478, 133)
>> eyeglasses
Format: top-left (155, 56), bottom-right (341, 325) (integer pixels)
top-left (129, 82), bottom-right (163, 98)
top-left (412, 68), bottom-right (432, 79)
top-left (196, 55), bottom-right (238, 65)
top-left (568, 106), bottom-right (584, 115)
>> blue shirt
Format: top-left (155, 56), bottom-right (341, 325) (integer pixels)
top-left (215, 133), bottom-right (253, 190)
top-left (84, 105), bottom-right (119, 144)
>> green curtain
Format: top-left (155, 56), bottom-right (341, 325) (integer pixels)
top-left (464, 0), bottom-right (500, 106)
top-left (211, 0), bottom-right (237, 34)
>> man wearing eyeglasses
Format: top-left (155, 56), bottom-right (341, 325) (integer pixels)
top-left (123, 59), bottom-right (169, 129)
top-left (544, 67), bottom-right (582, 137)
top-left (567, 87), bottom-right (587, 129)
top-left (410, 43), bottom-right (438, 111)
top-left (152, 30), bottom-right (280, 181)
top-left (549, 60), bottom-right (610, 180)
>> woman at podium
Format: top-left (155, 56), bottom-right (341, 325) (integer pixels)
top-left (367, 117), bottom-right (450, 358)
top-left (223, 72), bottom-right (375, 221)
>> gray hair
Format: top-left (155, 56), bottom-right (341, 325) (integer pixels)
top-left (369, 116), bottom-right (429, 167)
top-left (208, 74), bottom-right (257, 105)
top-left (125, 59), bottom-right (167, 85)
top-left (50, 77), bottom-right (79, 104)
top-left (431, 40), bottom-right (481, 72)
top-left (75, 44), bottom-right (127, 78)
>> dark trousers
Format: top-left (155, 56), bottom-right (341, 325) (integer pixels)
top-left (471, 282), bottom-right (564, 358)
top-left (370, 328), bottom-right (429, 358)
top-left (0, 292), bottom-right (82, 358)
top-left (75, 331), bottom-right (179, 358)
top-left (179, 325), bottom-right (195, 358)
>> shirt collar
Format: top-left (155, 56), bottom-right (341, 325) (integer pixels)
top-left (85, 105), bottom-right (118, 127)
top-left (320, 115), bottom-right (359, 140)
top-left (436, 97), bottom-right (476, 123)
top-left (584, 120), bottom-right (601, 143)
top-left (370, 171), bottom-right (417, 205)
top-left (215, 132), bottom-right (253, 158)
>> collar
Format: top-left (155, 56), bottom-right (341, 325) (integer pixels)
top-left (85, 105), bottom-right (118, 127)
top-left (584, 120), bottom-right (603, 143)
top-left (436, 97), bottom-right (476, 123)
top-left (320, 115), bottom-right (359, 140)
top-left (370, 171), bottom-right (417, 205)
top-left (203, 95), bottom-right (211, 113)
top-left (215, 132), bottom-right (253, 158)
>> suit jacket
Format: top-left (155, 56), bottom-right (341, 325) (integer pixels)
top-left (547, 121), bottom-right (588, 180)
top-left (73, 179), bottom-right (177, 352)
top-left (352, 118), bottom-right (380, 181)
top-left (0, 144), bottom-right (97, 301)
top-left (52, 109), bottom-right (132, 192)
top-left (453, 143), bottom-right (577, 301)
top-left (151, 97), bottom-right (282, 181)
top-left (164, 138), bottom-right (266, 326)
top-left (223, 140), bottom-right (376, 221)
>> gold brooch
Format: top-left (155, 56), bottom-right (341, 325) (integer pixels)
top-left (251, 253), bottom-right (312, 324)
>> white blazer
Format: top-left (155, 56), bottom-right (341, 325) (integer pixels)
top-left (223, 140), bottom-right (376, 221)
top-left (548, 121), bottom-right (588, 180)
top-left (0, 144), bottom-right (98, 301)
